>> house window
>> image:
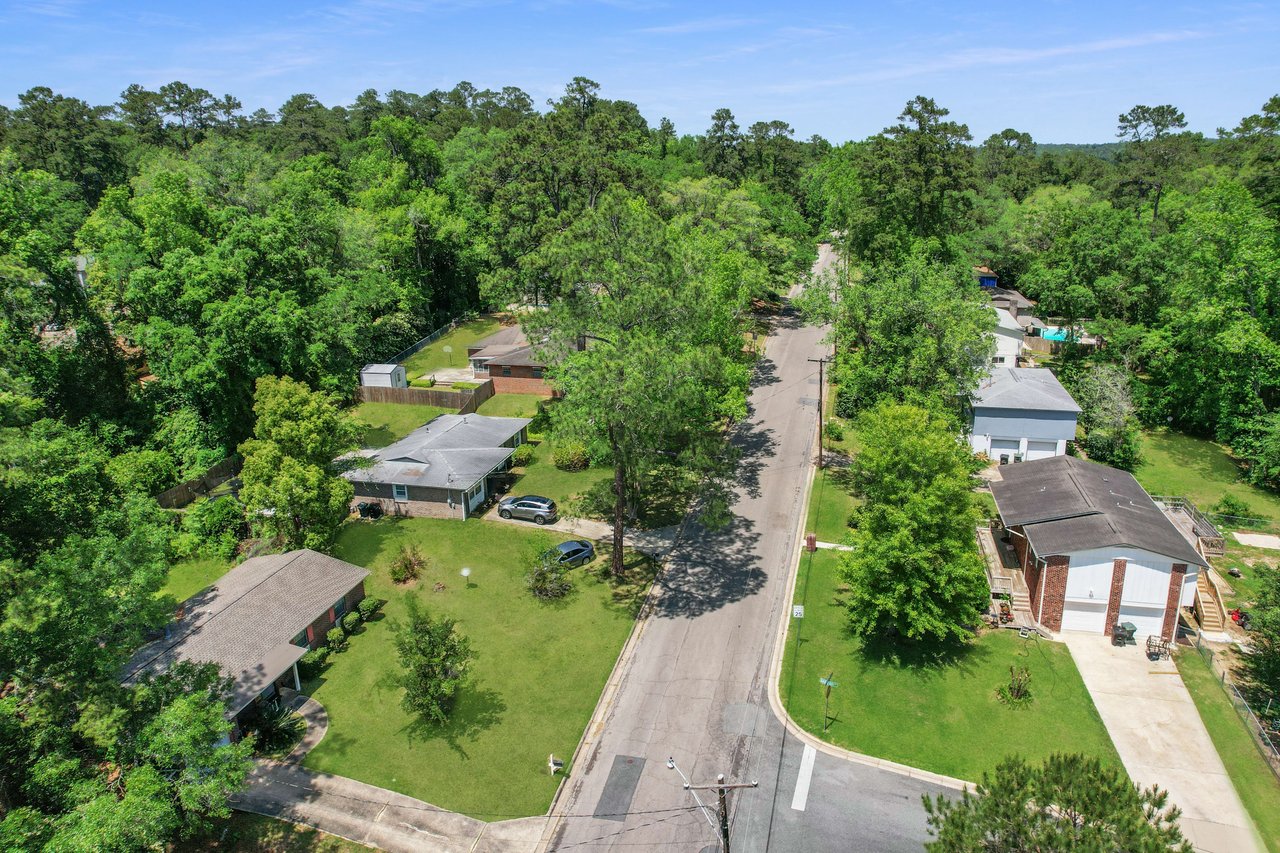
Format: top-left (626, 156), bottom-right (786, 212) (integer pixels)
top-left (992, 356), bottom-right (1006, 364)
top-left (501, 366), bottom-right (511, 377)
top-left (532, 367), bottom-right (543, 379)
top-left (291, 630), bottom-right (307, 646)
top-left (333, 596), bottom-right (347, 619)
top-left (392, 484), bottom-right (408, 501)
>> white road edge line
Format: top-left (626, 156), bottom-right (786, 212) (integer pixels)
top-left (790, 744), bottom-right (817, 811)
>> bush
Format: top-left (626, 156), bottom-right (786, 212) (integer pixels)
top-left (410, 376), bottom-right (436, 388)
top-left (552, 442), bottom-right (589, 471)
top-left (390, 544), bottom-right (429, 583)
top-left (326, 627), bottom-right (347, 652)
top-left (243, 701), bottom-right (305, 755)
top-left (526, 552), bottom-right (574, 600)
top-left (511, 442), bottom-right (535, 467)
top-left (181, 496), bottom-right (246, 559)
top-left (342, 611), bottom-right (362, 633)
top-left (1214, 493), bottom-right (1254, 519)
top-left (824, 420), bottom-right (845, 442)
top-left (298, 646), bottom-right (329, 679)
top-left (357, 597), bottom-right (381, 620)
top-left (996, 665), bottom-right (1033, 708)
top-left (104, 448), bottom-right (178, 496)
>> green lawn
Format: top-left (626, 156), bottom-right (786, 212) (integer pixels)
top-left (476, 393), bottom-right (546, 419)
top-left (176, 812), bottom-right (366, 852)
top-left (1135, 429), bottom-right (1280, 522)
top-left (1214, 540), bottom-right (1277, 609)
top-left (304, 516), bottom-right (642, 817)
top-left (352, 401), bottom-right (451, 448)
top-left (401, 316), bottom-right (504, 379)
top-left (806, 466), bottom-right (858, 544)
top-left (781, 549), bottom-right (1121, 781)
top-left (511, 441), bottom-right (612, 513)
top-left (1175, 649), bottom-right (1280, 852)
top-left (161, 555), bottom-right (232, 601)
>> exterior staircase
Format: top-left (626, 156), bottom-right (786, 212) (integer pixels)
top-left (1197, 571), bottom-right (1226, 633)
top-left (1011, 585), bottom-right (1033, 616)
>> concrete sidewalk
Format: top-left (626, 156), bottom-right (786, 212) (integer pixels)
top-left (233, 761), bottom-right (545, 853)
top-left (1062, 634), bottom-right (1263, 853)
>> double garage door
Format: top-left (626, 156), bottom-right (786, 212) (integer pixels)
top-left (1061, 601), bottom-right (1166, 636)
top-left (989, 439), bottom-right (1059, 461)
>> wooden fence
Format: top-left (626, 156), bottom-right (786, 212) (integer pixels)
top-left (156, 456), bottom-right (241, 509)
top-left (357, 379), bottom-right (496, 414)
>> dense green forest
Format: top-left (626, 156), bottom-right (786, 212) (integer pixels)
top-left (1, 75), bottom-right (1278, 848)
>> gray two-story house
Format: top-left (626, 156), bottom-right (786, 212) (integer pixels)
top-left (968, 367), bottom-right (1080, 463)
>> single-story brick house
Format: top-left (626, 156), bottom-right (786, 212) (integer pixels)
top-left (467, 326), bottom-right (555, 396)
top-left (122, 550), bottom-right (368, 729)
top-left (991, 455), bottom-right (1205, 640)
top-left (969, 367), bottom-right (1080, 462)
top-left (344, 413), bottom-right (530, 519)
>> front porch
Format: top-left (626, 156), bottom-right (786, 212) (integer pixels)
top-left (976, 524), bottom-right (1038, 631)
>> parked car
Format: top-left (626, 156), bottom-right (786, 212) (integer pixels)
top-left (548, 540), bottom-right (595, 567)
top-left (498, 495), bottom-right (558, 525)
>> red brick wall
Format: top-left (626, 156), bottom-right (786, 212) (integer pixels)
top-left (344, 581), bottom-right (366, 612)
top-left (491, 375), bottom-right (556, 396)
top-left (1026, 559), bottom-right (1044, 621)
top-left (1104, 559), bottom-right (1127, 636)
top-left (1162, 564), bottom-right (1188, 641)
top-left (1039, 555), bottom-right (1070, 632)
top-left (1010, 527), bottom-right (1029, 569)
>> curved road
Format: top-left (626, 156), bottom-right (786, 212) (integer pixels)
top-left (542, 246), bottom-right (947, 852)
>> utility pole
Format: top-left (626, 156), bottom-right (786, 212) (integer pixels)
top-left (808, 356), bottom-right (832, 468)
top-left (686, 773), bottom-right (759, 853)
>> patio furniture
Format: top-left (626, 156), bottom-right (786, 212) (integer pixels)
top-left (1112, 622), bottom-right (1137, 646)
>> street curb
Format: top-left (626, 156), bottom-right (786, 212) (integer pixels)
top-left (535, 507), bottom-right (695, 853)
top-left (763, 367), bottom-right (973, 795)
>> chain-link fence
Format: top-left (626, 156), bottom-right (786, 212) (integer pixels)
top-left (1192, 632), bottom-right (1280, 782)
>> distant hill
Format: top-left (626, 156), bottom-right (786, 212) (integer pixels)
top-left (1038, 142), bottom-right (1126, 161)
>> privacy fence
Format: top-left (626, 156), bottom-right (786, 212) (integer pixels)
top-left (356, 379), bottom-right (495, 415)
top-left (155, 456), bottom-right (241, 509)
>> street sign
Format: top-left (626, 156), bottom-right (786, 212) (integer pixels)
top-left (820, 671), bottom-right (837, 732)
top-left (792, 605), bottom-right (805, 619)
top-left (819, 675), bottom-right (838, 688)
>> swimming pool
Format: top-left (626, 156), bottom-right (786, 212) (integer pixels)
top-left (1042, 327), bottom-right (1070, 342)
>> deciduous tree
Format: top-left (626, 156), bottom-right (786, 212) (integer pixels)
top-left (393, 597), bottom-right (474, 725)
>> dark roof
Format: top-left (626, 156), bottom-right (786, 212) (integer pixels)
top-left (345, 413), bottom-right (530, 490)
top-left (468, 325), bottom-right (527, 354)
top-left (123, 550), bottom-right (369, 716)
top-left (974, 368), bottom-right (1081, 413)
top-left (483, 344), bottom-right (543, 368)
top-left (990, 456), bottom-right (1206, 566)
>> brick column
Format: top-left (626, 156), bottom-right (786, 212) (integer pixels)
top-left (1162, 564), bottom-right (1188, 641)
top-left (1104, 559), bottom-right (1127, 636)
top-left (1040, 555), bottom-right (1070, 632)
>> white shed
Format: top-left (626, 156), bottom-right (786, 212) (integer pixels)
top-left (360, 363), bottom-right (407, 388)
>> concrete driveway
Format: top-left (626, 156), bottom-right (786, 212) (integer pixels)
top-left (1062, 634), bottom-right (1263, 853)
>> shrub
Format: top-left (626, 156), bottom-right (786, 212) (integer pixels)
top-left (526, 552), bottom-right (574, 600)
top-left (453, 381), bottom-right (479, 390)
top-left (996, 665), bottom-right (1033, 708)
top-left (326, 627), bottom-right (347, 652)
top-left (824, 420), bottom-right (845, 442)
top-left (244, 701), bottom-right (305, 755)
top-left (357, 597), bottom-right (381, 620)
top-left (298, 646), bottom-right (329, 679)
top-left (393, 598), bottom-right (474, 725)
top-left (342, 611), bottom-right (362, 633)
top-left (552, 442), bottom-right (589, 471)
top-left (390, 544), bottom-right (429, 583)
top-left (410, 376), bottom-right (436, 388)
top-left (511, 443), bottom-right (535, 467)
top-left (1214, 493), bottom-right (1253, 519)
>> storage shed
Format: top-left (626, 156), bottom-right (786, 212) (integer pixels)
top-left (360, 363), bottom-right (407, 388)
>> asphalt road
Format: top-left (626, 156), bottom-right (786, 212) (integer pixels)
top-left (542, 246), bottom-right (945, 852)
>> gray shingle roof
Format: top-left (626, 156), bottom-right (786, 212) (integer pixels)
top-left (990, 455), bottom-right (1206, 566)
top-left (123, 550), bottom-right (369, 716)
top-left (974, 368), bottom-right (1081, 413)
top-left (468, 325), bottom-right (527, 353)
top-left (344, 413), bottom-right (530, 491)
top-left (994, 307), bottom-right (1024, 335)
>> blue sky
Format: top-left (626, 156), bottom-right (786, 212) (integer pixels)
top-left (1, 0), bottom-right (1277, 143)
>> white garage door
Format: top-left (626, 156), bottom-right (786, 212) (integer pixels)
top-left (990, 438), bottom-right (1020, 452)
top-left (1118, 604), bottom-right (1165, 638)
top-left (1025, 440), bottom-right (1058, 461)
top-left (1061, 600), bottom-right (1108, 633)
